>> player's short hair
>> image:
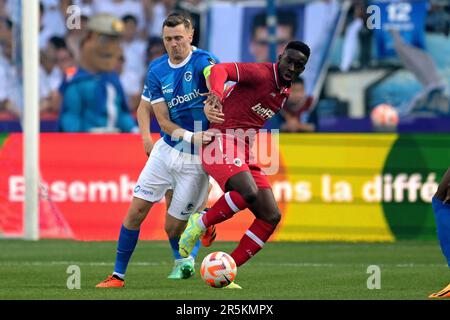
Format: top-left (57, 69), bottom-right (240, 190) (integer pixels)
top-left (285, 41), bottom-right (311, 59)
top-left (251, 10), bottom-right (297, 38)
top-left (163, 12), bottom-right (193, 31)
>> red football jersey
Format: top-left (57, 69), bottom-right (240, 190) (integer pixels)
top-left (209, 62), bottom-right (291, 132)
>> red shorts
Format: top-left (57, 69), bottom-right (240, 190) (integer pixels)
top-left (201, 133), bottom-right (271, 191)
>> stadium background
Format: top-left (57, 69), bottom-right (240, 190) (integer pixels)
top-left (0, 0), bottom-right (450, 300)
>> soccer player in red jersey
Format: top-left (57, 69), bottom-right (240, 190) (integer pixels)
top-left (179, 41), bottom-right (310, 288)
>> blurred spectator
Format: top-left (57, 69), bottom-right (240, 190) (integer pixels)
top-left (120, 14), bottom-right (147, 112)
top-left (65, 6), bottom-right (92, 63)
top-left (39, 47), bottom-right (63, 116)
top-left (55, 45), bottom-right (76, 73)
top-left (426, 2), bottom-right (450, 36)
top-left (0, 1), bottom-right (8, 17)
top-left (0, 17), bottom-right (21, 119)
top-left (279, 77), bottom-right (315, 132)
top-left (340, 1), bottom-right (372, 71)
top-left (39, 0), bottom-right (67, 50)
top-left (146, 35), bottom-right (166, 65)
top-left (72, 0), bottom-right (95, 15)
top-left (93, 0), bottom-right (146, 34)
top-left (175, 0), bottom-right (204, 47)
top-left (249, 10), bottom-right (297, 62)
top-left (391, 30), bottom-right (449, 116)
top-left (146, 0), bottom-right (177, 37)
top-left (59, 14), bottom-right (138, 133)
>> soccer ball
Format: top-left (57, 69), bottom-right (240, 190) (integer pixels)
top-left (200, 251), bottom-right (237, 288)
top-left (370, 103), bottom-right (399, 129)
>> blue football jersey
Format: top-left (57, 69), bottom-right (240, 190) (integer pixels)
top-left (142, 47), bottom-right (219, 153)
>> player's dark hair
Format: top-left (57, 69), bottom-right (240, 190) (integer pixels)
top-left (251, 10), bottom-right (297, 38)
top-left (285, 41), bottom-right (310, 58)
top-left (163, 12), bottom-right (193, 30)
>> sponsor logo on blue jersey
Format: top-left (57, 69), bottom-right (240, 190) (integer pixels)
top-left (167, 89), bottom-right (201, 108)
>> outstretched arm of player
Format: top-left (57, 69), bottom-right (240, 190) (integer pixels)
top-left (136, 99), bottom-right (154, 156)
top-left (153, 100), bottom-right (214, 146)
top-left (207, 63), bottom-right (239, 102)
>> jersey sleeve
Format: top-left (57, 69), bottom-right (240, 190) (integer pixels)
top-left (197, 52), bottom-right (220, 75)
top-left (141, 81), bottom-right (151, 103)
top-left (143, 70), bottom-right (165, 105)
top-left (233, 63), bottom-right (267, 85)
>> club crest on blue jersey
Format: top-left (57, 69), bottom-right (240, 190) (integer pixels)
top-left (184, 71), bottom-right (193, 82)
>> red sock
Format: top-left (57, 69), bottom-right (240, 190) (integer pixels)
top-left (201, 191), bottom-right (248, 228)
top-left (230, 219), bottom-right (276, 267)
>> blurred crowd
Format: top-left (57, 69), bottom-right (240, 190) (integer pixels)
top-left (0, 0), bottom-right (203, 124)
top-left (339, 0), bottom-right (450, 72)
top-left (0, 0), bottom-right (321, 133)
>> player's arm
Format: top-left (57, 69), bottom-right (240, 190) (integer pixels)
top-left (152, 100), bottom-right (213, 146)
top-left (207, 63), bottom-right (239, 102)
top-left (136, 98), bottom-right (154, 156)
top-left (202, 64), bottom-right (225, 124)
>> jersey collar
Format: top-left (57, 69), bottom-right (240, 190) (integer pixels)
top-left (273, 63), bottom-right (291, 96)
top-left (273, 63), bottom-right (280, 89)
top-left (168, 46), bottom-right (197, 69)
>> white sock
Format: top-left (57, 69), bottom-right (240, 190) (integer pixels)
top-left (112, 272), bottom-right (125, 280)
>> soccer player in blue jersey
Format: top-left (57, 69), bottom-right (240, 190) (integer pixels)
top-left (96, 13), bottom-right (219, 287)
top-left (429, 168), bottom-right (450, 298)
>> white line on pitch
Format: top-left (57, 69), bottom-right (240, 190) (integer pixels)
top-left (0, 261), bottom-right (446, 268)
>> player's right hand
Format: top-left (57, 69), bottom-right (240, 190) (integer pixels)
top-left (204, 101), bottom-right (225, 124)
top-left (143, 138), bottom-right (154, 156)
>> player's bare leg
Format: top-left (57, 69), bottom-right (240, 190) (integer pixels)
top-left (429, 168), bottom-right (450, 298)
top-left (96, 197), bottom-right (153, 288)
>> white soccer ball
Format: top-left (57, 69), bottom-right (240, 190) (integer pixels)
top-left (370, 103), bottom-right (399, 128)
top-left (200, 251), bottom-right (237, 288)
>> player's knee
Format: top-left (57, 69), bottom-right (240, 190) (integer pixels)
top-left (241, 187), bottom-right (258, 204)
top-left (164, 219), bottom-right (185, 238)
top-left (125, 207), bottom-right (147, 228)
top-left (165, 225), bottom-right (180, 239)
top-left (265, 211), bottom-right (281, 226)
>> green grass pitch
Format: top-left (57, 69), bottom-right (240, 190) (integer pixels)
top-left (0, 240), bottom-right (448, 300)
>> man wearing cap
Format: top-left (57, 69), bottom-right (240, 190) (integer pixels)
top-left (59, 14), bottom-right (138, 133)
